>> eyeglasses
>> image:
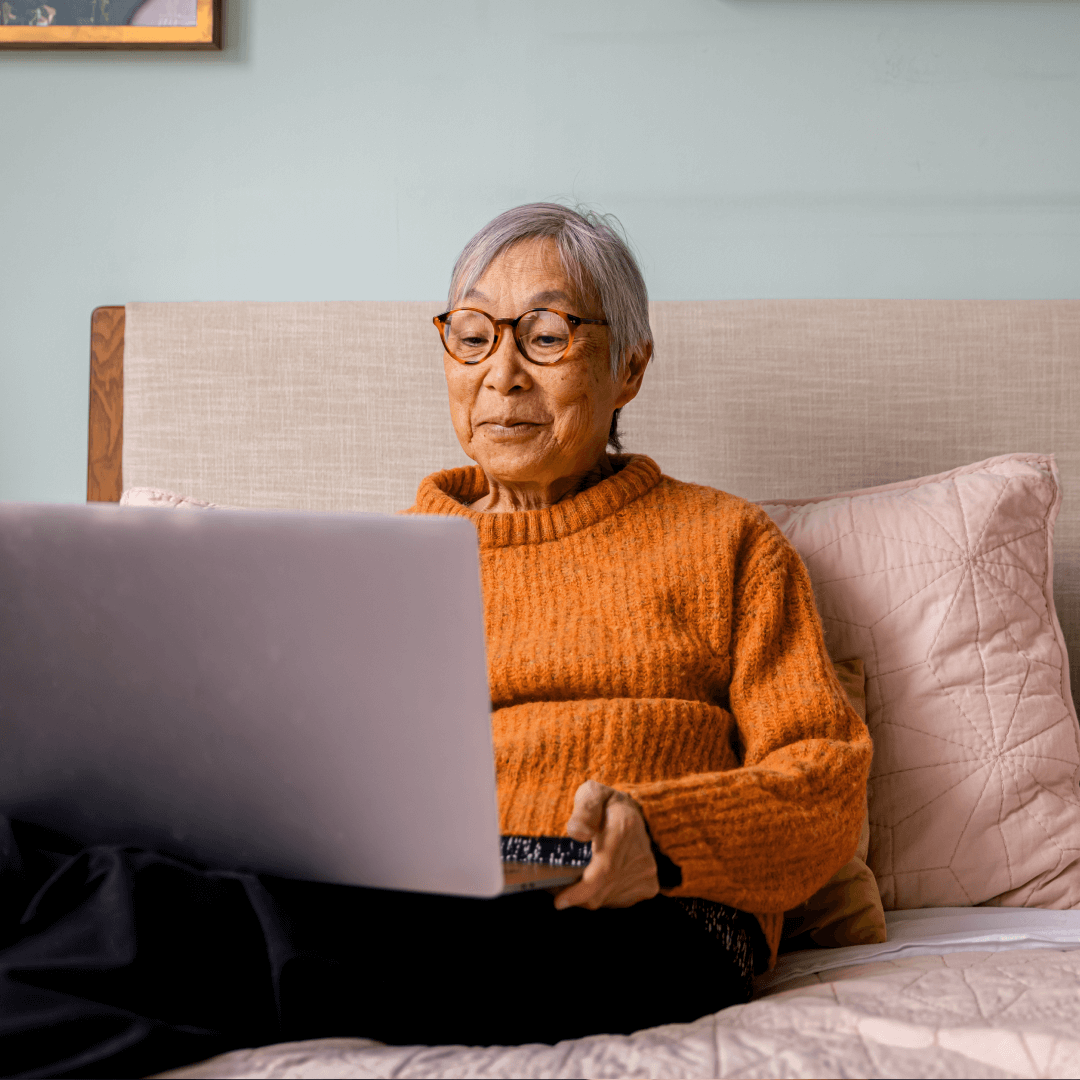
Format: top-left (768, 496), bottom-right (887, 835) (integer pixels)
top-left (433, 307), bottom-right (608, 366)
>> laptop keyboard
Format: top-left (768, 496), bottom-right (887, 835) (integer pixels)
top-left (500, 835), bottom-right (592, 867)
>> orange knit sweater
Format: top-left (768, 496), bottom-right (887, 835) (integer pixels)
top-left (405, 454), bottom-right (872, 961)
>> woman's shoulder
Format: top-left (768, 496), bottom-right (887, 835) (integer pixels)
top-left (644, 471), bottom-right (798, 574)
top-left (649, 472), bottom-right (781, 533)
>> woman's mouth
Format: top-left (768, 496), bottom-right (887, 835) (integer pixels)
top-left (481, 421), bottom-right (543, 437)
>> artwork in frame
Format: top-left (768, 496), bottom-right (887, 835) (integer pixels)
top-left (0, 0), bottom-right (220, 49)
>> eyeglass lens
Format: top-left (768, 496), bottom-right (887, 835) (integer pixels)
top-left (443, 309), bottom-right (572, 364)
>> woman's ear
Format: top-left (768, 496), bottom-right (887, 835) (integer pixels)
top-left (614, 341), bottom-right (652, 410)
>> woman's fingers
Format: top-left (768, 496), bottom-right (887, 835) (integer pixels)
top-left (565, 778), bottom-right (612, 842)
top-left (553, 856), bottom-right (608, 910)
top-left (595, 797), bottom-right (662, 906)
top-left (555, 785), bottom-right (661, 910)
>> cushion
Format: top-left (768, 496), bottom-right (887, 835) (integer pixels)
top-left (784, 658), bottom-right (888, 946)
top-left (762, 454), bottom-right (1080, 911)
top-left (121, 487), bottom-right (227, 509)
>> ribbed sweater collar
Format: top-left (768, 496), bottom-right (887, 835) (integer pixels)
top-left (412, 454), bottom-right (662, 548)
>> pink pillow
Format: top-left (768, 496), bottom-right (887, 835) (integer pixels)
top-left (120, 487), bottom-right (227, 509)
top-left (762, 454), bottom-right (1080, 910)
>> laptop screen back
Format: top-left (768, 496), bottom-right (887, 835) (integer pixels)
top-left (0, 504), bottom-right (504, 897)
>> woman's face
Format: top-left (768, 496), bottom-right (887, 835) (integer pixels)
top-left (443, 238), bottom-right (645, 493)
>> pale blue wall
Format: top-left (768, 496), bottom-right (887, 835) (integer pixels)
top-left (1, 0), bottom-right (1078, 502)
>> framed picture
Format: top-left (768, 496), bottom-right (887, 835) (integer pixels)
top-left (0, 0), bottom-right (221, 49)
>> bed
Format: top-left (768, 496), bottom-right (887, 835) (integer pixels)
top-left (86, 300), bottom-right (1080, 1079)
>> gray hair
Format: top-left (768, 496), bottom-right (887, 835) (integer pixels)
top-left (447, 203), bottom-right (652, 450)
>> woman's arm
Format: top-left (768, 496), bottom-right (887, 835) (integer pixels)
top-left (621, 518), bottom-right (872, 916)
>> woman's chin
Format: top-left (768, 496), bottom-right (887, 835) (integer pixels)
top-left (472, 451), bottom-right (556, 487)
top-left (472, 427), bottom-right (548, 465)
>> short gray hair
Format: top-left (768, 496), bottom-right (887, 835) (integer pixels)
top-left (447, 204), bottom-right (652, 449)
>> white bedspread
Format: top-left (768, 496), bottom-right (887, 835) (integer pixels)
top-left (162, 909), bottom-right (1080, 1080)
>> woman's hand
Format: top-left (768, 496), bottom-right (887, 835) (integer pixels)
top-left (554, 779), bottom-right (661, 910)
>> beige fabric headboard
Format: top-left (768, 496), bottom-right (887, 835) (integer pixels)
top-left (119, 299), bottom-right (1080, 697)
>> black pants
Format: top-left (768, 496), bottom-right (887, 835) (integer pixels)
top-left (0, 820), bottom-right (757, 1079)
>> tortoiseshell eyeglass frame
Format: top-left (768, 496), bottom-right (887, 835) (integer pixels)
top-left (432, 307), bottom-right (609, 366)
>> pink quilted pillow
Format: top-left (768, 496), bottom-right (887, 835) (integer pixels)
top-left (762, 454), bottom-right (1080, 911)
top-left (120, 487), bottom-right (224, 509)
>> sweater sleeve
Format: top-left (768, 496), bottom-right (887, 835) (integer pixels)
top-left (622, 513), bottom-right (872, 916)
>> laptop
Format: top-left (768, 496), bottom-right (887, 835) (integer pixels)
top-left (0, 503), bottom-right (583, 897)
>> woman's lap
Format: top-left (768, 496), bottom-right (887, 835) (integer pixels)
top-left (0, 823), bottom-right (756, 1077)
top-left (269, 876), bottom-right (755, 1047)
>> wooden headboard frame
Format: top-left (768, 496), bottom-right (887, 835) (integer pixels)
top-left (88, 306), bottom-right (125, 503)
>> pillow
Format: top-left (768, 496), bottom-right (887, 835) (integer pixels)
top-left (121, 487), bottom-right (233, 509)
top-left (121, 487), bottom-right (222, 509)
top-left (784, 658), bottom-right (888, 947)
top-left (762, 454), bottom-right (1080, 911)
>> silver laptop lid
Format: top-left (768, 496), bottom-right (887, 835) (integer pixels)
top-left (0, 503), bottom-right (504, 897)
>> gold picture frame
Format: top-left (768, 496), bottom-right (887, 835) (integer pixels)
top-left (0, 0), bottom-right (220, 49)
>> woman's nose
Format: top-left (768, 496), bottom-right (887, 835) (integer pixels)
top-left (484, 330), bottom-right (533, 394)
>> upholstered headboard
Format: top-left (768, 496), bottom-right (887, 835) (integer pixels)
top-left (88, 300), bottom-right (1080, 696)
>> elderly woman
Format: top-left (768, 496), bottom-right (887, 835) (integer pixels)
top-left (399, 204), bottom-right (872, 1031)
top-left (0, 204), bottom-right (870, 1073)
